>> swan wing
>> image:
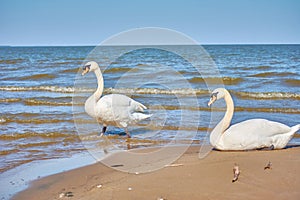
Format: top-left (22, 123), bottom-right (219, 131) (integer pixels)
top-left (99, 94), bottom-right (147, 112)
top-left (94, 94), bottom-right (149, 126)
top-left (219, 119), bottom-right (292, 150)
top-left (226, 119), bottom-right (291, 137)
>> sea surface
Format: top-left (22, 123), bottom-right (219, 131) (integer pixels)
top-left (0, 45), bottom-right (299, 175)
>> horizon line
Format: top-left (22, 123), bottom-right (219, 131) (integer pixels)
top-left (1, 43), bottom-right (300, 47)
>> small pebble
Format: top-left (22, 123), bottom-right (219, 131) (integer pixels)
top-left (96, 184), bottom-right (102, 188)
top-left (128, 187), bottom-right (132, 191)
top-left (59, 193), bottom-right (65, 198)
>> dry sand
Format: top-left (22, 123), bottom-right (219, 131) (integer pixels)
top-left (13, 146), bottom-right (300, 200)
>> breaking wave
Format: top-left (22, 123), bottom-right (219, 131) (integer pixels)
top-left (233, 91), bottom-right (300, 100)
top-left (0, 86), bottom-right (299, 100)
top-left (0, 86), bottom-right (76, 93)
top-left (0, 85), bottom-right (208, 95)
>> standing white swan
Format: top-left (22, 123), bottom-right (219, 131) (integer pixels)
top-left (82, 61), bottom-right (151, 138)
top-left (208, 88), bottom-right (300, 150)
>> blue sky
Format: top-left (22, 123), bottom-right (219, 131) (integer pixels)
top-left (0, 0), bottom-right (299, 46)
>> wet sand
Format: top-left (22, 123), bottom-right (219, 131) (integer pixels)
top-left (13, 146), bottom-right (300, 200)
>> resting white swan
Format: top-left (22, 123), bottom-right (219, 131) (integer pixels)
top-left (82, 61), bottom-right (151, 138)
top-left (208, 88), bottom-right (300, 150)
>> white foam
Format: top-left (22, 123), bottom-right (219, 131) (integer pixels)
top-left (0, 118), bottom-right (6, 123)
top-left (0, 86), bottom-right (208, 96)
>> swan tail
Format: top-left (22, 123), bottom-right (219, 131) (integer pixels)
top-left (132, 100), bottom-right (147, 112)
top-left (290, 124), bottom-right (300, 135)
top-left (132, 113), bottom-right (152, 122)
top-left (272, 124), bottom-right (300, 149)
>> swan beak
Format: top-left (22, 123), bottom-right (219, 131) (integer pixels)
top-left (81, 67), bottom-right (89, 76)
top-left (208, 96), bottom-right (216, 107)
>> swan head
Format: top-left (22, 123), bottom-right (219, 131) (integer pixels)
top-left (208, 88), bottom-right (226, 107)
top-left (82, 61), bottom-right (99, 76)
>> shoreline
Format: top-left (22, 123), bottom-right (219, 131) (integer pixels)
top-left (0, 152), bottom-right (96, 200)
top-left (12, 145), bottom-right (300, 200)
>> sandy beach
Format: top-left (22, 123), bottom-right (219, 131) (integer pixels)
top-left (12, 146), bottom-right (300, 200)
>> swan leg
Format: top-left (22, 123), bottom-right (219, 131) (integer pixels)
top-left (266, 145), bottom-right (275, 150)
top-left (257, 145), bottom-right (274, 151)
top-left (98, 126), bottom-right (107, 137)
top-left (125, 128), bottom-right (131, 138)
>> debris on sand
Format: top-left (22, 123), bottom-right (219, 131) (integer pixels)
top-left (264, 161), bottom-right (272, 170)
top-left (164, 163), bottom-right (183, 167)
top-left (232, 163), bottom-right (240, 183)
top-left (59, 191), bottom-right (74, 198)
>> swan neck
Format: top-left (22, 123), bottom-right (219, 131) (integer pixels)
top-left (210, 89), bottom-right (234, 147)
top-left (222, 90), bottom-right (234, 133)
top-left (94, 67), bottom-right (104, 101)
top-left (84, 67), bottom-right (104, 118)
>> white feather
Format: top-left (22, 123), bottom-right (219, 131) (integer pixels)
top-left (83, 61), bottom-right (151, 134)
top-left (209, 88), bottom-right (299, 150)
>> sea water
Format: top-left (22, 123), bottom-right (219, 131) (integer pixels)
top-left (0, 44), bottom-right (299, 175)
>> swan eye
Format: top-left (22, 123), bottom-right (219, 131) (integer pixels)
top-left (211, 92), bottom-right (219, 98)
top-left (83, 64), bottom-right (91, 71)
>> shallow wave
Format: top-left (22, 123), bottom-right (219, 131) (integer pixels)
top-left (241, 65), bottom-right (271, 70)
top-left (65, 57), bottom-right (86, 61)
top-left (24, 99), bottom-right (77, 106)
top-left (150, 105), bottom-right (300, 114)
top-left (0, 113), bottom-right (95, 124)
top-left (2, 105), bottom-right (299, 126)
top-left (284, 79), bottom-right (300, 86)
top-left (61, 68), bottom-right (79, 73)
top-left (0, 86), bottom-right (208, 95)
top-left (0, 143), bottom-right (83, 173)
top-left (104, 67), bottom-right (139, 73)
top-left (233, 91), bottom-right (300, 100)
top-left (0, 117), bottom-right (73, 124)
top-left (105, 88), bottom-right (207, 95)
top-left (140, 124), bottom-right (208, 132)
top-left (0, 131), bottom-right (76, 140)
top-left (294, 134), bottom-right (300, 138)
top-left (0, 86), bottom-right (76, 93)
top-left (17, 141), bottom-right (60, 149)
top-left (0, 98), bottom-right (22, 103)
top-left (253, 65), bottom-right (271, 70)
top-left (250, 72), bottom-right (297, 78)
top-left (234, 106), bottom-right (300, 114)
top-left (189, 77), bottom-right (243, 85)
top-left (1, 86), bottom-right (299, 100)
top-left (0, 148), bottom-right (19, 156)
top-left (0, 58), bottom-right (25, 64)
top-left (20, 73), bottom-right (56, 80)
top-left (136, 63), bottom-right (149, 67)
